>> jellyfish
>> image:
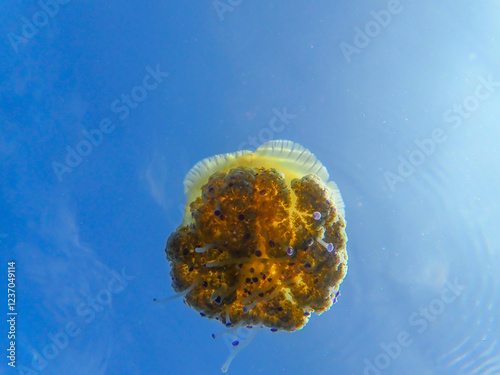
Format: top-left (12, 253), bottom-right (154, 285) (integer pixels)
top-left (164, 140), bottom-right (348, 371)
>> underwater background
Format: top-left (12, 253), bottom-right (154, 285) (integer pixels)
top-left (1, 1), bottom-right (500, 374)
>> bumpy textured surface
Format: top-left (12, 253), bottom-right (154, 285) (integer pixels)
top-left (165, 166), bottom-right (347, 331)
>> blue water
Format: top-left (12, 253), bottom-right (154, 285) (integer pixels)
top-left (1, 1), bottom-right (500, 374)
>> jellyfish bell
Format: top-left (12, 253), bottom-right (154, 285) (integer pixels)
top-left (164, 140), bottom-right (348, 372)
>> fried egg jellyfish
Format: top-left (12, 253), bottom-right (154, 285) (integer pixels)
top-left (162, 140), bottom-right (348, 372)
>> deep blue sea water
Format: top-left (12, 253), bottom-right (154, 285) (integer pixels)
top-left (1, 1), bottom-right (500, 374)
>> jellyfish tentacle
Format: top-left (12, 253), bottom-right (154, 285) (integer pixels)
top-left (153, 276), bottom-right (200, 303)
top-left (220, 327), bottom-right (258, 373)
top-left (195, 242), bottom-right (218, 253)
top-left (316, 236), bottom-right (334, 252)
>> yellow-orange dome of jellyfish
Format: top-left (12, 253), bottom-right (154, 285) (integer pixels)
top-left (165, 140), bottom-right (348, 334)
